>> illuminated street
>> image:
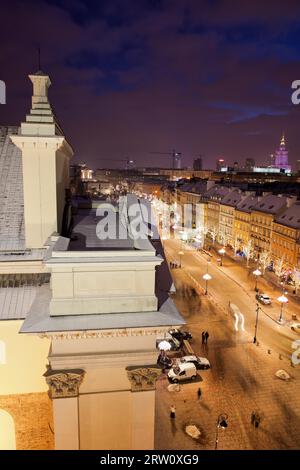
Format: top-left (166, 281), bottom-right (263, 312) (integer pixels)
top-left (163, 237), bottom-right (300, 359)
top-left (155, 239), bottom-right (300, 449)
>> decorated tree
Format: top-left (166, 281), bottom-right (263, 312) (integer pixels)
top-left (275, 257), bottom-right (284, 280)
top-left (244, 239), bottom-right (253, 267)
top-left (259, 250), bottom-right (271, 274)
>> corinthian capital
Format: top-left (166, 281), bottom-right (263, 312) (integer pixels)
top-left (44, 368), bottom-right (85, 398)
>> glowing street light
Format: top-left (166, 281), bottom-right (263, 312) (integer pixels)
top-left (158, 340), bottom-right (171, 351)
top-left (253, 302), bottom-right (261, 344)
top-left (218, 247), bottom-right (226, 266)
top-left (178, 250), bottom-right (184, 268)
top-left (277, 294), bottom-right (288, 323)
top-left (202, 273), bottom-right (212, 295)
top-left (215, 413), bottom-right (228, 450)
top-left (253, 268), bottom-right (262, 292)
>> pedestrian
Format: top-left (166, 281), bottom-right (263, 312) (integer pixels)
top-left (197, 387), bottom-right (202, 400)
top-left (254, 414), bottom-right (261, 429)
top-left (201, 331), bottom-right (205, 344)
top-left (251, 411), bottom-right (256, 426)
top-left (170, 404), bottom-right (176, 419)
top-left (205, 331), bottom-right (209, 344)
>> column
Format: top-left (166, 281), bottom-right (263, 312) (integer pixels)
top-left (126, 366), bottom-right (161, 450)
top-left (44, 368), bottom-right (85, 450)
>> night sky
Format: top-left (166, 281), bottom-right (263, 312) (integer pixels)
top-left (1, 0), bottom-right (300, 169)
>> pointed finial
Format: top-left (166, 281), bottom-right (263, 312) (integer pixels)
top-left (38, 46), bottom-right (40, 70)
top-left (280, 133), bottom-right (285, 146)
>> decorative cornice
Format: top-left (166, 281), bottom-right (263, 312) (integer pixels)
top-left (39, 327), bottom-right (171, 341)
top-left (44, 368), bottom-right (85, 398)
top-left (126, 366), bottom-right (162, 392)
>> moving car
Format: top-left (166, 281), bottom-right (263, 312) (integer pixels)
top-left (256, 293), bottom-right (271, 305)
top-left (169, 328), bottom-right (192, 342)
top-left (167, 363), bottom-right (197, 383)
top-left (291, 323), bottom-right (300, 334)
top-left (180, 355), bottom-right (211, 370)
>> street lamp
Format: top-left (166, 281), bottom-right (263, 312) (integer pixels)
top-left (253, 268), bottom-right (262, 292)
top-left (215, 413), bottom-right (228, 450)
top-left (253, 303), bottom-right (261, 344)
top-left (158, 340), bottom-right (171, 351)
top-left (178, 250), bottom-right (184, 268)
top-left (218, 247), bottom-right (226, 266)
top-left (277, 294), bottom-right (288, 324)
top-left (203, 273), bottom-right (212, 295)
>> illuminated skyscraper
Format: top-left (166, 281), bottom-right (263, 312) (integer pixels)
top-left (274, 135), bottom-right (291, 171)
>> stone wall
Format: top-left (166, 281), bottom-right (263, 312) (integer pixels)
top-left (0, 392), bottom-right (54, 450)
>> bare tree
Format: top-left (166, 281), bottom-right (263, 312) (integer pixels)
top-left (275, 257), bottom-right (284, 280)
top-left (259, 250), bottom-right (271, 274)
top-left (233, 236), bottom-right (240, 256)
top-left (209, 227), bottom-right (218, 245)
top-left (244, 239), bottom-right (253, 267)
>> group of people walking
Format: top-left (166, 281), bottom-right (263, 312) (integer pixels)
top-left (169, 261), bottom-right (180, 269)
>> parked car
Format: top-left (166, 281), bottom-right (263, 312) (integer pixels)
top-left (167, 363), bottom-right (197, 383)
top-left (180, 355), bottom-right (211, 370)
top-left (291, 323), bottom-right (300, 334)
top-left (169, 328), bottom-right (192, 342)
top-left (256, 293), bottom-right (271, 305)
top-left (157, 353), bottom-right (173, 369)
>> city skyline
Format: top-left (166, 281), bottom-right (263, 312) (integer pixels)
top-left (1, 0), bottom-right (300, 169)
top-left (1, 45), bottom-right (300, 451)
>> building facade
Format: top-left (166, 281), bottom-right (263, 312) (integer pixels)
top-left (271, 202), bottom-right (300, 270)
top-left (0, 71), bottom-right (184, 451)
top-left (233, 195), bottom-right (259, 254)
top-left (250, 194), bottom-right (292, 257)
top-left (218, 189), bottom-right (246, 248)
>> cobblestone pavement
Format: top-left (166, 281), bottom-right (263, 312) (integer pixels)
top-left (154, 261), bottom-right (300, 450)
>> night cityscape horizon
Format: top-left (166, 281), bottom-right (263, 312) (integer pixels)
top-left (2, 1), bottom-right (300, 169)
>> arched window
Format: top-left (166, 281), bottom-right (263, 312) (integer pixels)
top-left (0, 341), bottom-right (5, 364)
top-left (0, 410), bottom-right (16, 449)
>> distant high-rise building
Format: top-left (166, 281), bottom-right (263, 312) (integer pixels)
top-left (216, 158), bottom-right (226, 171)
top-left (173, 151), bottom-right (182, 169)
top-left (233, 161), bottom-right (239, 171)
top-left (245, 158), bottom-right (255, 171)
top-left (297, 160), bottom-right (300, 173)
top-left (193, 157), bottom-right (203, 170)
top-left (81, 165), bottom-right (93, 180)
top-left (275, 135), bottom-right (291, 171)
top-left (269, 153), bottom-right (275, 166)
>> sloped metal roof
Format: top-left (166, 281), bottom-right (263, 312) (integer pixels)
top-left (0, 126), bottom-right (25, 251)
top-left (0, 273), bottom-right (50, 320)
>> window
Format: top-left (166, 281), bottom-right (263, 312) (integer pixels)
top-left (0, 341), bottom-right (5, 365)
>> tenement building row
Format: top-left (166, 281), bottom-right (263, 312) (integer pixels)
top-left (165, 180), bottom-right (300, 272)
